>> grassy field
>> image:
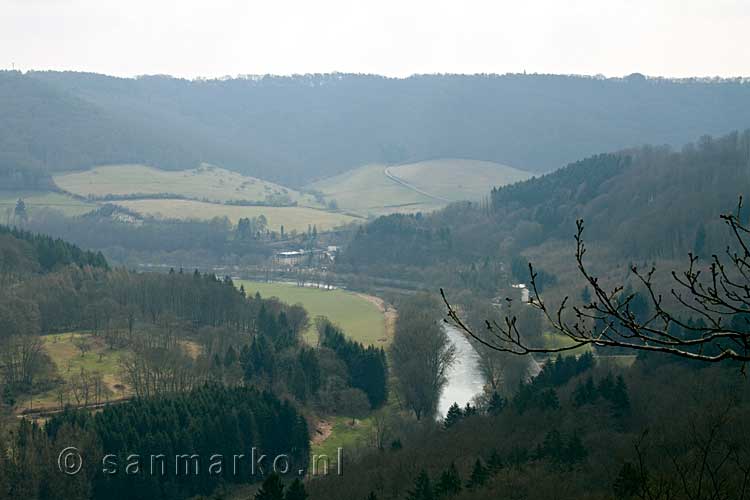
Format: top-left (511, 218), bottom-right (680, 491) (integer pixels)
top-left (236, 281), bottom-right (387, 346)
top-left (388, 159), bottom-right (531, 202)
top-left (308, 164), bottom-right (442, 217)
top-left (116, 199), bottom-right (361, 233)
top-left (54, 164), bottom-right (323, 207)
top-left (17, 333), bottom-right (130, 412)
top-left (0, 191), bottom-right (97, 217)
top-left (308, 159), bottom-right (530, 217)
top-left (310, 416), bottom-right (374, 463)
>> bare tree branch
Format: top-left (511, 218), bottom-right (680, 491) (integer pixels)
top-left (443, 198), bottom-right (750, 364)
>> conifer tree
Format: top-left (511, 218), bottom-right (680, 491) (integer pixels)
top-left (487, 449), bottom-right (504, 473)
top-left (611, 375), bottom-right (631, 415)
top-left (406, 470), bottom-right (434, 500)
top-left (444, 403), bottom-right (463, 429)
top-left (434, 462), bottom-right (461, 498)
top-left (466, 458), bottom-right (489, 490)
top-left (565, 433), bottom-right (588, 464)
top-left (255, 473), bottom-right (285, 500)
top-left (487, 392), bottom-right (506, 415)
top-left (224, 345), bottom-right (238, 367)
top-left (285, 478), bottom-right (308, 500)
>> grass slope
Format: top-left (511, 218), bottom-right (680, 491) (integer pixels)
top-left (309, 164), bottom-right (441, 217)
top-left (0, 191), bottom-right (97, 217)
top-left (309, 159), bottom-right (530, 217)
top-left (236, 281), bottom-right (387, 346)
top-left (116, 199), bottom-right (360, 233)
top-left (388, 158), bottom-right (531, 202)
top-left (54, 164), bottom-right (323, 207)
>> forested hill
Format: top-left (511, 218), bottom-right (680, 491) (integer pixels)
top-left (3, 71), bottom-right (750, 186)
top-left (340, 130), bottom-right (750, 274)
top-left (490, 130), bottom-right (750, 257)
top-left (0, 224), bottom-right (108, 280)
top-left (0, 72), bottom-right (198, 188)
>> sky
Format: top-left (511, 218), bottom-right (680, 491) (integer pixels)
top-left (1, 0), bottom-right (748, 79)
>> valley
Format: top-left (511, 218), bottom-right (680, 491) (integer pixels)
top-left (1, 65), bottom-right (749, 500)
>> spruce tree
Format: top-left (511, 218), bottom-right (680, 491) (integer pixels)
top-left (487, 449), bottom-right (504, 473)
top-left (487, 392), bottom-right (506, 415)
top-left (466, 458), bottom-right (489, 490)
top-left (255, 473), bottom-right (285, 500)
top-left (285, 478), bottom-right (308, 500)
top-left (463, 402), bottom-right (477, 417)
top-left (612, 375), bottom-right (631, 415)
top-left (565, 433), bottom-right (588, 464)
top-left (434, 462), bottom-right (462, 498)
top-left (224, 346), bottom-right (238, 367)
top-left (406, 470), bottom-right (434, 500)
top-left (444, 403), bottom-right (463, 429)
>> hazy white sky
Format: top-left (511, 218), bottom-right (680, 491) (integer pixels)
top-left (1, 0), bottom-right (748, 79)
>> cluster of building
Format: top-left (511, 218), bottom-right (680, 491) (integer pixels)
top-left (273, 246), bottom-right (339, 267)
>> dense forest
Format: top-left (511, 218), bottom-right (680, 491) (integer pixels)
top-left (3, 71), bottom-right (750, 186)
top-left (0, 226), bottom-right (392, 500)
top-left (5, 386), bottom-right (308, 500)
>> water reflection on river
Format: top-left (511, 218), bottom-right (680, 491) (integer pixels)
top-left (437, 324), bottom-right (486, 418)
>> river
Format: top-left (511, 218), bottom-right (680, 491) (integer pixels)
top-left (437, 324), bottom-right (486, 418)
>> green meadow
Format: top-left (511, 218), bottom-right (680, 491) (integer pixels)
top-left (236, 280), bottom-right (387, 346)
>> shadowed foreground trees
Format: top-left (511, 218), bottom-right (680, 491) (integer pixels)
top-left (443, 199), bottom-right (750, 365)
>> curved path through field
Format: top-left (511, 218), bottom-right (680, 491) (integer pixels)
top-left (383, 166), bottom-right (451, 203)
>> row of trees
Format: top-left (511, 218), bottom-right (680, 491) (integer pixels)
top-left (320, 320), bottom-right (388, 409)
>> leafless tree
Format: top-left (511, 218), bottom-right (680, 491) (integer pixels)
top-left (443, 199), bottom-right (750, 365)
top-left (73, 336), bottom-right (91, 357)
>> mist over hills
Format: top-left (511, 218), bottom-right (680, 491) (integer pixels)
top-left (2, 70), bottom-right (750, 186)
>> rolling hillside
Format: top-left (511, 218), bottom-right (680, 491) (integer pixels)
top-left (5, 71), bottom-right (750, 186)
top-left (309, 159), bottom-right (530, 217)
top-left (54, 164), bottom-right (323, 207)
top-left (387, 159), bottom-right (531, 202)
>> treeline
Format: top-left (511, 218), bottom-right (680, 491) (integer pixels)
top-left (0, 224), bottom-right (108, 277)
top-left (3, 386), bottom-right (308, 500)
top-left (320, 321), bottom-right (388, 408)
top-left (73, 192), bottom-right (298, 208)
top-left (22, 210), bottom-right (273, 267)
